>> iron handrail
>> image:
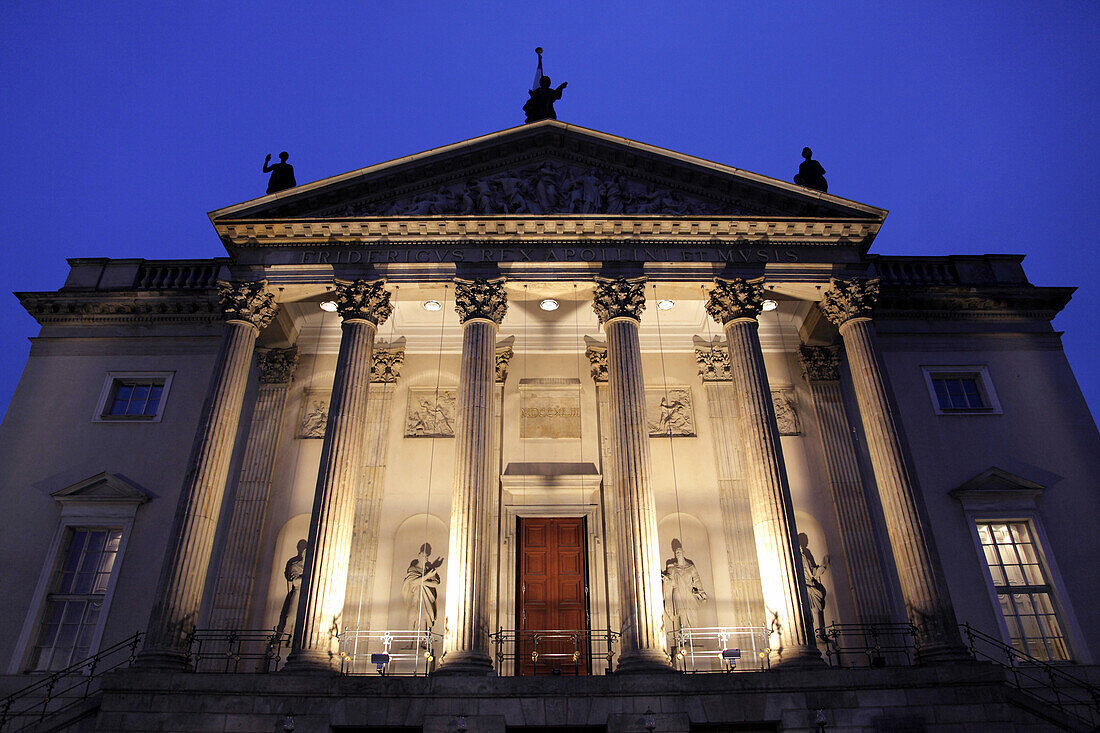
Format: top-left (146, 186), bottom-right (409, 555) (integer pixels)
top-left (489, 628), bottom-right (620, 676)
top-left (338, 629), bottom-right (442, 676)
top-left (0, 631), bottom-right (142, 732)
top-left (960, 622), bottom-right (1100, 727)
top-left (186, 628), bottom-right (291, 673)
top-left (820, 623), bottom-right (919, 668)
top-left (667, 626), bottom-right (770, 672)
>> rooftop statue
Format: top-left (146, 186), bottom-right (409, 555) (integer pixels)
top-left (263, 151), bottom-right (297, 194)
top-left (793, 147), bottom-right (827, 192)
top-left (523, 47), bottom-right (567, 123)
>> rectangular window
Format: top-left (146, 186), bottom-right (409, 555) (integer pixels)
top-left (30, 528), bottom-right (123, 671)
top-left (976, 521), bottom-right (1069, 661)
top-left (93, 371), bottom-right (173, 422)
top-left (922, 366), bottom-right (1002, 415)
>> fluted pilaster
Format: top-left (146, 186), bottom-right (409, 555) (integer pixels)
top-left (286, 280), bottom-right (392, 672)
top-left (437, 278), bottom-right (507, 674)
top-left (820, 278), bottom-right (966, 661)
top-left (706, 278), bottom-right (821, 666)
top-left (799, 344), bottom-right (895, 627)
top-left (138, 281), bottom-right (276, 668)
top-left (210, 347), bottom-right (299, 630)
top-left (594, 277), bottom-right (671, 673)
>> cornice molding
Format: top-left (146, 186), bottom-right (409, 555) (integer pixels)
top-left (16, 291), bottom-right (222, 327)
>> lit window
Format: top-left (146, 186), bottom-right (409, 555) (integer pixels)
top-left (93, 372), bottom-right (173, 422)
top-left (922, 366), bottom-right (1001, 415)
top-left (30, 528), bottom-right (123, 671)
top-left (976, 521), bottom-right (1069, 661)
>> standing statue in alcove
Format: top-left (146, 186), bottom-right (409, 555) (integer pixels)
top-left (793, 147), bottom-right (828, 192)
top-left (402, 543), bottom-right (444, 632)
top-left (275, 539), bottom-right (307, 638)
top-left (661, 538), bottom-right (708, 633)
top-left (523, 47), bottom-right (567, 123)
top-left (798, 532), bottom-right (830, 639)
top-left (263, 151), bottom-right (297, 194)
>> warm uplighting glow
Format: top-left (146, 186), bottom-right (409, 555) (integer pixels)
top-left (656, 299), bottom-right (675, 311)
top-left (761, 299), bottom-right (778, 312)
top-left (539, 299), bottom-right (559, 311)
top-left (422, 300), bottom-right (442, 311)
top-left (319, 300), bottom-right (338, 312)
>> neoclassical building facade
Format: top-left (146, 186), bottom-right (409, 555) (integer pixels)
top-left (1, 121), bottom-right (1097, 732)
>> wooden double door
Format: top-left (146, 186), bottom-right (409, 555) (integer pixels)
top-left (516, 517), bottom-right (590, 675)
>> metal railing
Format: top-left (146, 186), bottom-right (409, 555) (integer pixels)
top-left (0, 632), bottom-right (142, 733)
top-left (186, 628), bottom-right (291, 673)
top-left (821, 623), bottom-right (919, 668)
top-left (490, 629), bottom-right (620, 676)
top-left (960, 623), bottom-right (1100, 728)
top-left (338, 630), bottom-right (441, 676)
top-left (668, 627), bottom-right (771, 672)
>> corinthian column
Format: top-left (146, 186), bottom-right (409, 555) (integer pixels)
top-left (138, 281), bottom-right (277, 668)
top-left (820, 278), bottom-right (966, 661)
top-left (705, 278), bottom-right (821, 666)
top-left (285, 279), bottom-right (392, 672)
top-left (437, 278), bottom-right (507, 674)
top-left (593, 277), bottom-right (671, 673)
top-left (210, 347), bottom-right (299, 631)
top-left (798, 344), bottom-right (894, 627)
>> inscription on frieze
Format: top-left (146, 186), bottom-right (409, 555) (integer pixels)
top-left (519, 381), bottom-right (582, 439)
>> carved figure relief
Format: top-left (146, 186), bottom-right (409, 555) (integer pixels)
top-left (646, 387), bottom-right (695, 437)
top-left (402, 543), bottom-right (444, 632)
top-left (798, 533), bottom-right (829, 640)
top-left (298, 390), bottom-right (330, 439)
top-left (771, 389), bottom-right (801, 436)
top-left (275, 539), bottom-right (307, 638)
top-left (337, 161), bottom-right (737, 217)
top-left (662, 538), bottom-right (708, 633)
top-left (404, 389), bottom-right (457, 437)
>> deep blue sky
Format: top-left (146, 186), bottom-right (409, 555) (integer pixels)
top-left (1, 2), bottom-right (1097, 418)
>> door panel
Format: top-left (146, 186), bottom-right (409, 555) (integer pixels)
top-left (517, 517), bottom-right (590, 675)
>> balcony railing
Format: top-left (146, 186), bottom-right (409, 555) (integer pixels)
top-left (186, 629), bottom-right (291, 673)
top-left (820, 623), bottom-right (919, 668)
top-left (489, 629), bottom-right (621, 676)
top-left (339, 630), bottom-right (441, 676)
top-left (668, 627), bottom-right (771, 672)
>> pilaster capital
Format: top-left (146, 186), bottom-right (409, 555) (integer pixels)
top-left (333, 279), bottom-right (393, 324)
top-left (705, 277), bottom-right (765, 324)
top-left (370, 343), bottom-right (405, 383)
top-left (819, 278), bottom-right (880, 327)
top-left (798, 344), bottom-right (842, 382)
top-left (257, 346), bottom-right (299, 384)
top-left (495, 344), bottom-right (514, 383)
top-left (454, 278), bottom-right (508, 325)
top-left (592, 277), bottom-right (646, 324)
top-left (585, 343), bottom-right (608, 382)
top-left (695, 339), bottom-right (731, 381)
top-left (218, 280), bottom-right (277, 330)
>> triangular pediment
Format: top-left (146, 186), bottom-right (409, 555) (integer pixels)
top-left (51, 472), bottom-right (151, 505)
top-left (949, 467), bottom-right (1045, 509)
top-left (210, 120), bottom-right (885, 222)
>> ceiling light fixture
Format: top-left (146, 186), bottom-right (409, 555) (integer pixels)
top-left (422, 300), bottom-right (442, 312)
top-left (319, 300), bottom-right (338, 312)
top-left (656, 299), bottom-right (675, 311)
top-left (761, 299), bottom-right (779, 312)
top-left (539, 299), bottom-right (559, 311)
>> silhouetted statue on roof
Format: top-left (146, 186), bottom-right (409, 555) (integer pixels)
top-left (793, 147), bottom-right (827, 193)
top-left (523, 47), bottom-right (567, 123)
top-left (263, 151), bottom-right (296, 194)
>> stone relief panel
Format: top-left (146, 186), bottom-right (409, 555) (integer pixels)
top-left (297, 389), bottom-right (330, 439)
top-left (335, 161), bottom-right (739, 217)
top-left (771, 388), bottom-right (801, 436)
top-left (519, 383), bottom-right (581, 439)
top-left (404, 388), bottom-right (457, 438)
top-left (646, 387), bottom-right (696, 437)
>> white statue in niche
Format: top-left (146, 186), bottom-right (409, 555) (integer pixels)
top-left (798, 533), bottom-right (829, 639)
top-left (299, 398), bottom-right (329, 438)
top-left (402, 543), bottom-right (444, 632)
top-left (661, 538), bottom-right (708, 633)
top-left (275, 539), bottom-right (307, 638)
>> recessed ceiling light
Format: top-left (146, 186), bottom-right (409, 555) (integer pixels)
top-left (656, 299), bottom-right (675, 311)
top-left (319, 300), bottom-right (338, 312)
top-left (761, 299), bottom-right (779, 312)
top-left (422, 300), bottom-right (442, 312)
top-left (540, 299), bottom-right (559, 311)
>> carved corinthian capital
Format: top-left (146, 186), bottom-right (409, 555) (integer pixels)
top-left (798, 344), bottom-right (841, 382)
top-left (592, 277), bottom-right (646, 324)
top-left (333, 279), bottom-right (394, 324)
top-left (218, 280), bottom-right (277, 330)
top-left (370, 344), bottom-right (405, 383)
top-left (495, 345), bottom-right (514, 383)
top-left (585, 343), bottom-right (608, 382)
top-left (257, 347), bottom-right (299, 384)
top-left (695, 339), bottom-right (731, 381)
top-left (454, 278), bottom-right (508, 325)
top-left (705, 277), bottom-right (764, 325)
top-left (819, 278), bottom-right (880, 327)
